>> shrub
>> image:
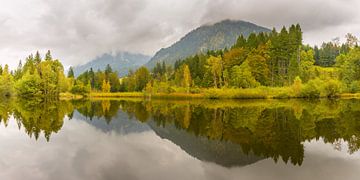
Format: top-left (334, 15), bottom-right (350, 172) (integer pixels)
top-left (349, 81), bottom-right (360, 93)
top-left (291, 76), bottom-right (302, 96)
top-left (301, 80), bottom-right (320, 98)
top-left (71, 82), bottom-right (90, 95)
top-left (274, 92), bottom-right (291, 99)
top-left (190, 87), bottom-right (201, 94)
top-left (153, 81), bottom-right (172, 94)
top-left (322, 79), bottom-right (341, 97)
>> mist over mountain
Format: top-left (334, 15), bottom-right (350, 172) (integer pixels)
top-left (74, 52), bottom-right (151, 77)
top-left (146, 19), bottom-right (270, 68)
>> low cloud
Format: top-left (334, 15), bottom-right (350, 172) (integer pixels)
top-left (0, 0), bottom-right (359, 68)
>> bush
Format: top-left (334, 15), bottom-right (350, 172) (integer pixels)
top-left (274, 92), bottom-right (291, 99)
top-left (349, 81), bottom-right (360, 93)
top-left (322, 79), bottom-right (341, 97)
top-left (153, 81), bottom-right (173, 94)
top-left (190, 87), bottom-right (201, 94)
top-left (71, 82), bottom-right (90, 95)
top-left (291, 76), bottom-right (302, 96)
top-left (301, 80), bottom-right (320, 98)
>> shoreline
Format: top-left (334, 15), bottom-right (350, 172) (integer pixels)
top-left (59, 91), bottom-right (360, 100)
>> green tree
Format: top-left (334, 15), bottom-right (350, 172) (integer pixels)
top-left (345, 33), bottom-right (358, 48)
top-left (246, 47), bottom-right (270, 86)
top-left (45, 50), bottom-right (52, 61)
top-left (230, 61), bottom-right (259, 88)
top-left (3, 51), bottom-right (68, 97)
top-left (108, 72), bottom-right (120, 92)
top-left (71, 81), bottom-right (90, 95)
top-left (88, 68), bottom-right (95, 89)
top-left (206, 55), bottom-right (223, 88)
top-left (318, 42), bottom-right (339, 67)
top-left (105, 64), bottom-right (112, 80)
top-left (337, 48), bottom-right (360, 89)
top-left (14, 60), bottom-right (23, 81)
top-left (23, 55), bottom-right (35, 74)
top-left (15, 70), bottom-right (42, 97)
top-left (134, 67), bottom-right (151, 91)
top-left (0, 65), bottom-right (14, 97)
top-left (299, 49), bottom-right (315, 82)
top-left (223, 48), bottom-right (247, 70)
top-left (34, 51), bottom-right (42, 65)
top-left (68, 66), bottom-right (75, 78)
top-left (39, 61), bottom-right (57, 95)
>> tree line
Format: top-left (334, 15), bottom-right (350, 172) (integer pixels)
top-left (1, 23), bottom-right (359, 98)
top-left (0, 50), bottom-right (70, 97)
top-left (108, 24), bottom-right (360, 97)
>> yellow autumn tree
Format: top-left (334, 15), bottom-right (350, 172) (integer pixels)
top-left (182, 65), bottom-right (192, 93)
top-left (101, 80), bottom-right (111, 92)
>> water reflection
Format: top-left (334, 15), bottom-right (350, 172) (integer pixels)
top-left (92, 99), bottom-right (360, 166)
top-left (0, 98), bottom-right (72, 141)
top-left (1, 98), bottom-right (360, 169)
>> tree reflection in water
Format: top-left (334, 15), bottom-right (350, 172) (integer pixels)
top-left (1, 98), bottom-right (360, 167)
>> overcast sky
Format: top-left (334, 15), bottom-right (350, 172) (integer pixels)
top-left (0, 0), bottom-right (359, 68)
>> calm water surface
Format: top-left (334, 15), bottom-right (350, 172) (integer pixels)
top-left (0, 98), bottom-right (360, 180)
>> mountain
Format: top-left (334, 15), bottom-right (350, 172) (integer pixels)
top-left (147, 120), bottom-right (264, 167)
top-left (73, 110), bottom-right (151, 134)
top-left (146, 19), bottom-right (270, 68)
top-left (74, 52), bottom-right (151, 77)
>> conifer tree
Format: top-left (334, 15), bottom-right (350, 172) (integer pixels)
top-left (68, 67), bottom-right (75, 78)
top-left (34, 51), bottom-right (42, 64)
top-left (45, 50), bottom-right (52, 61)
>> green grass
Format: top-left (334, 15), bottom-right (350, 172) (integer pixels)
top-left (204, 88), bottom-right (268, 99)
top-left (150, 92), bottom-right (204, 99)
top-left (91, 92), bottom-right (204, 99)
top-left (89, 92), bottom-right (144, 97)
top-left (59, 92), bottom-right (84, 100)
top-left (60, 84), bottom-right (360, 100)
top-left (338, 93), bottom-right (360, 99)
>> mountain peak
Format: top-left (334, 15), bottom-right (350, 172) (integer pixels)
top-left (146, 20), bottom-right (270, 68)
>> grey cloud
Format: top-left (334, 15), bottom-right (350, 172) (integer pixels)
top-left (200, 0), bottom-right (360, 45)
top-left (0, 0), bottom-right (359, 68)
top-left (201, 0), bottom-right (358, 31)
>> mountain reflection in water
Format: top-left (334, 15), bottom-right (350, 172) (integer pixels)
top-left (0, 98), bottom-right (360, 179)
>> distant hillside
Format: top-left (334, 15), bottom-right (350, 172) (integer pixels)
top-left (74, 52), bottom-right (151, 77)
top-left (148, 120), bottom-right (264, 167)
top-left (73, 110), bottom-right (150, 134)
top-left (146, 19), bottom-right (270, 68)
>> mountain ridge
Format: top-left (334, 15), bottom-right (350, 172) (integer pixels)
top-left (73, 51), bottom-right (151, 77)
top-left (146, 19), bottom-right (271, 68)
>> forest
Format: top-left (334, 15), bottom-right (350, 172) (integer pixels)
top-left (1, 24), bottom-right (360, 99)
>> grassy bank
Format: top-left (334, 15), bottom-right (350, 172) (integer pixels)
top-left (59, 86), bottom-right (360, 100)
top-left (89, 92), bottom-right (144, 98)
top-left (59, 93), bottom-right (84, 100)
top-left (89, 92), bottom-right (204, 99)
top-left (338, 93), bottom-right (360, 99)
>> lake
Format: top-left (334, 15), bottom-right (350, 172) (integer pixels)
top-left (0, 98), bottom-right (360, 180)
